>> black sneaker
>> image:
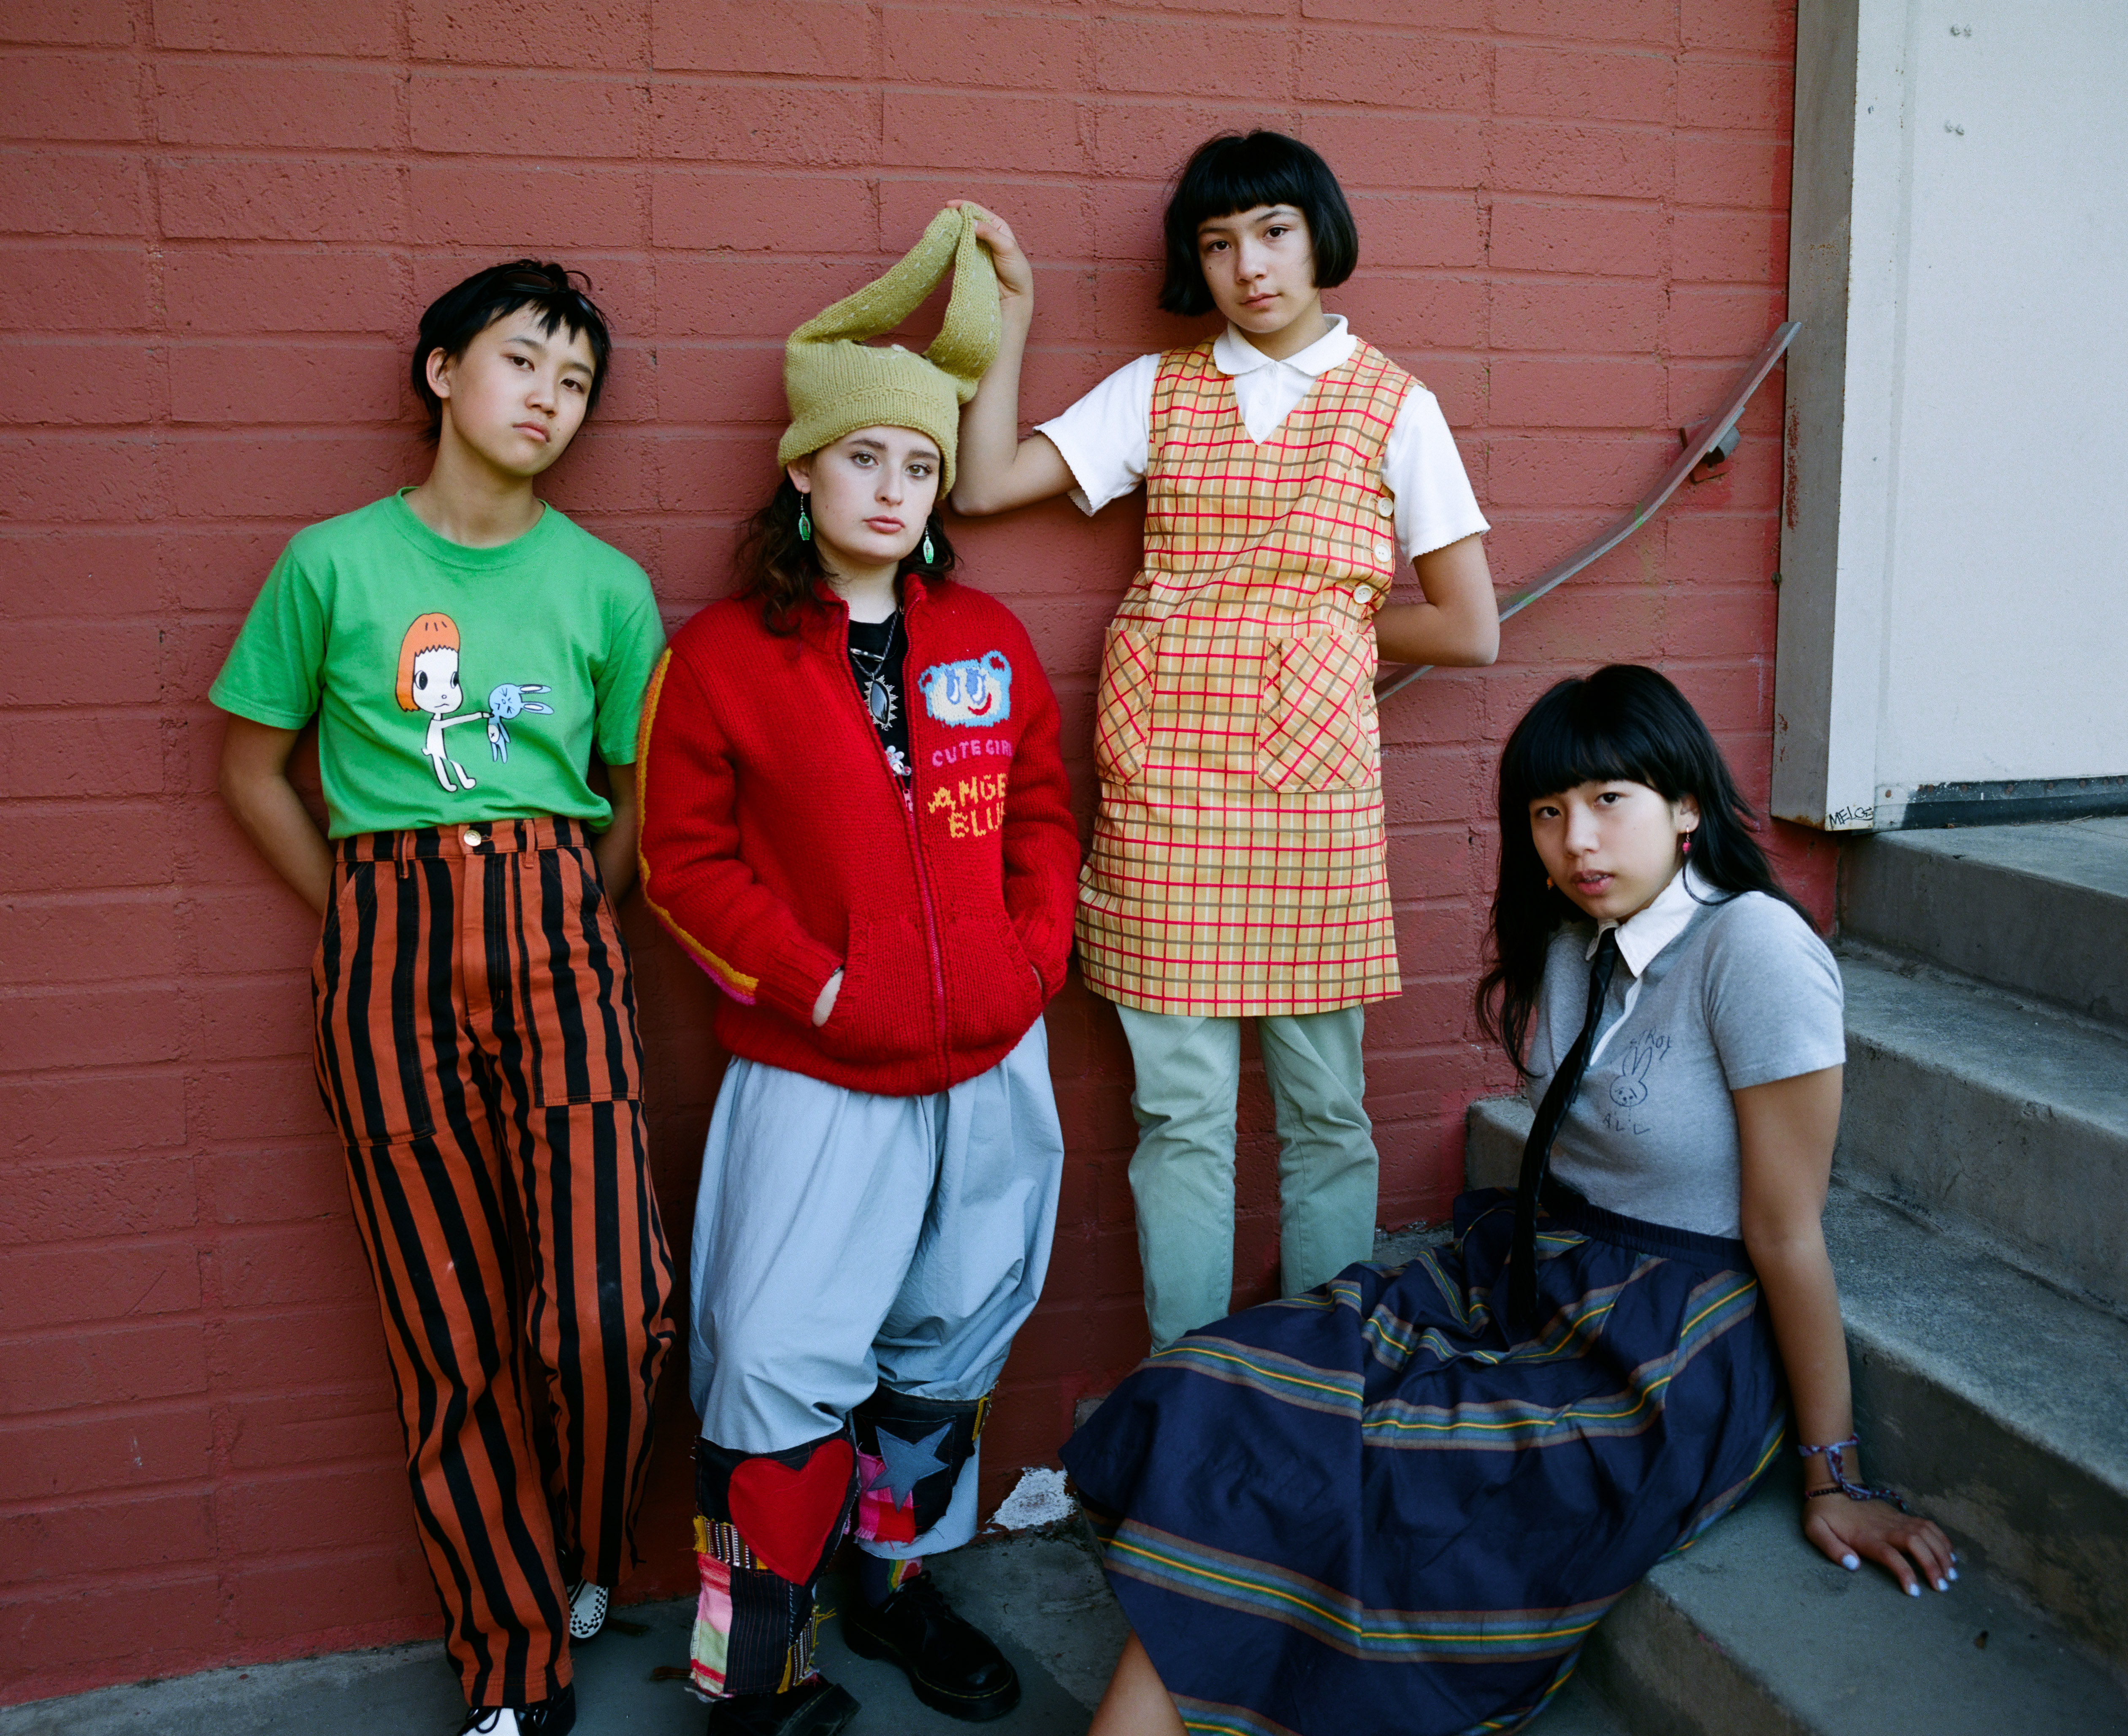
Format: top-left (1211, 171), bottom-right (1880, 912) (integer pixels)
top-left (841, 1573), bottom-right (1021, 1722)
top-left (704, 1679), bottom-right (861, 1735)
top-left (458, 1681), bottom-right (576, 1734)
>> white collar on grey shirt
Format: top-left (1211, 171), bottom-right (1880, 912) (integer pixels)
top-left (1211, 313), bottom-right (1357, 379)
top-left (1586, 861), bottom-right (1708, 976)
top-left (1581, 863), bottom-right (1709, 1064)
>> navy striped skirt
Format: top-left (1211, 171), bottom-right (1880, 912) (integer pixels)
top-left (1060, 1186), bottom-right (1786, 1736)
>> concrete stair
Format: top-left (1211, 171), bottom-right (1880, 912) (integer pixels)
top-left (1837, 953), bottom-right (2128, 1309)
top-left (1462, 816), bottom-right (2128, 1731)
top-left (1582, 1456), bottom-right (2127, 1736)
top-left (1839, 815), bottom-right (2128, 1029)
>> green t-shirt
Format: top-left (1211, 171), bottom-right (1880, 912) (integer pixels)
top-left (209, 490), bottom-right (665, 839)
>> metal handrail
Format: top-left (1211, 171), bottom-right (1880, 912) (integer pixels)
top-left (1375, 320), bottom-right (1803, 703)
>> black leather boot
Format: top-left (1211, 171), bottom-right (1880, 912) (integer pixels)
top-left (841, 1573), bottom-right (1021, 1722)
top-left (703, 1679), bottom-right (860, 1736)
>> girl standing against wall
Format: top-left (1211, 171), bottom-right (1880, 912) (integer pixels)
top-left (951, 132), bottom-right (1500, 1352)
top-left (636, 207), bottom-right (1080, 1736)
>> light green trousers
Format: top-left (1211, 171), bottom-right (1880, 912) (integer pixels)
top-left (1115, 1002), bottom-right (1380, 1350)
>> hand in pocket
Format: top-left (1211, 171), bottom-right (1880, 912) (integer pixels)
top-left (812, 969), bottom-right (845, 1028)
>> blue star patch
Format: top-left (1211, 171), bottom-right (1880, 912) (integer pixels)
top-left (866, 1421), bottom-right (953, 1508)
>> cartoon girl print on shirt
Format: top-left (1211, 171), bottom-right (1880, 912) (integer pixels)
top-left (395, 612), bottom-right (553, 794)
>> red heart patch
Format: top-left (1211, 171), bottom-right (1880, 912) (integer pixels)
top-left (726, 1439), bottom-right (856, 1585)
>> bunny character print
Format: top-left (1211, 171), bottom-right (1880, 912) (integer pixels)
top-left (486, 682), bottom-right (554, 762)
top-left (1603, 1032), bottom-right (1671, 1137)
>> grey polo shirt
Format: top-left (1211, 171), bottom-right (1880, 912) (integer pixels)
top-left (1526, 876), bottom-right (1846, 1239)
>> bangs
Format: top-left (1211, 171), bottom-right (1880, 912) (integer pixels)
top-left (1170, 133), bottom-right (1322, 232)
top-left (1499, 671), bottom-right (1699, 810)
top-left (489, 276), bottom-right (609, 366)
top-left (1504, 715), bottom-right (1661, 805)
top-left (518, 293), bottom-right (598, 351)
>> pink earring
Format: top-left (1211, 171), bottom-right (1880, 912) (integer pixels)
top-left (1680, 835), bottom-right (1693, 856)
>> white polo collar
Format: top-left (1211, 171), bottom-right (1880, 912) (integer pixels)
top-left (1587, 861), bottom-right (1708, 977)
top-left (1212, 313), bottom-right (1356, 378)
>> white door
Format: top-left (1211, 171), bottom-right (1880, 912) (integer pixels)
top-left (1776, 0), bottom-right (2128, 829)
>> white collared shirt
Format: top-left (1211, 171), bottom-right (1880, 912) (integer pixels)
top-left (1034, 314), bottom-right (1489, 565)
top-left (1584, 863), bottom-right (1707, 1065)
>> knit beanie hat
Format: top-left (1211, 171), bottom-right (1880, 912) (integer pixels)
top-left (777, 204), bottom-right (1001, 493)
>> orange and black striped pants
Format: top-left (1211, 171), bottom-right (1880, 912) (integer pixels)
top-left (312, 818), bottom-right (675, 1707)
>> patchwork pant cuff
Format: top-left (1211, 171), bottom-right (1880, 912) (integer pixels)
top-left (688, 1517), bottom-right (831, 1702)
top-left (689, 1432), bottom-right (858, 1700)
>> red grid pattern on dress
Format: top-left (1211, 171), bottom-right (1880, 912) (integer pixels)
top-left (1077, 341), bottom-right (1415, 1016)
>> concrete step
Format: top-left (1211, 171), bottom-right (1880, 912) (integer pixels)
top-left (1837, 946), bottom-right (2128, 1309)
top-left (1533, 1674), bottom-right (1637, 1735)
top-left (1464, 1088), bottom-right (1530, 1190)
top-left (1840, 818), bottom-right (2128, 1028)
top-left (1582, 1459), bottom-right (2128, 1736)
top-left (1826, 1185), bottom-right (2128, 1673)
top-left (1466, 1096), bottom-right (2128, 1674)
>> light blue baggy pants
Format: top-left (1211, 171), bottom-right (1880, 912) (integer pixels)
top-left (688, 1022), bottom-right (1064, 1557)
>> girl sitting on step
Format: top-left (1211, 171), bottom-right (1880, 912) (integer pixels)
top-left (1061, 664), bottom-right (1956, 1736)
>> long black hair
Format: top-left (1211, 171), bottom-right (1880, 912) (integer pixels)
top-left (733, 476), bottom-right (957, 636)
top-left (1476, 664), bottom-right (1809, 1072)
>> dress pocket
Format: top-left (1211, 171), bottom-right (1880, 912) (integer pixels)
top-left (1093, 625), bottom-right (1158, 786)
top-left (1254, 632), bottom-right (1378, 792)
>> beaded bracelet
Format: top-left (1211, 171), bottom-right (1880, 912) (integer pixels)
top-left (1797, 1435), bottom-right (1914, 1512)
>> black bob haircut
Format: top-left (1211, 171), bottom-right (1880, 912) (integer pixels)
top-left (1476, 664), bottom-right (1811, 1072)
top-left (1159, 130), bottom-right (1360, 317)
top-left (410, 260), bottom-right (613, 442)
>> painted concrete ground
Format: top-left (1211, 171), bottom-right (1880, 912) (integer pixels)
top-left (0, 1530), bottom-right (1127, 1736)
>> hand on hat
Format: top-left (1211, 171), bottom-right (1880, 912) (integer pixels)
top-left (951, 200), bottom-right (1032, 309)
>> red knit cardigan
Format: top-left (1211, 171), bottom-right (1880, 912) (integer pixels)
top-left (636, 574), bottom-right (1080, 1097)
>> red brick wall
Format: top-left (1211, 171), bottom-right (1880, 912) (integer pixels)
top-left (0, 0), bottom-right (1821, 1704)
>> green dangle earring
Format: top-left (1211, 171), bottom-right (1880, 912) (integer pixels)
top-left (922, 526), bottom-right (935, 565)
top-left (797, 496), bottom-right (812, 542)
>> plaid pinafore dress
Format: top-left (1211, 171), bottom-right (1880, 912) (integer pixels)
top-left (1076, 339), bottom-right (1412, 1018)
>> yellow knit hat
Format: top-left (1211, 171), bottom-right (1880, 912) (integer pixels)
top-left (777, 204), bottom-right (1000, 494)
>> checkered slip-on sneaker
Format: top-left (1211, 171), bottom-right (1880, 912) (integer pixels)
top-left (566, 1580), bottom-right (609, 1644)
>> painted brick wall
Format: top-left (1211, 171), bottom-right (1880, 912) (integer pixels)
top-left (0, 0), bottom-right (1824, 1704)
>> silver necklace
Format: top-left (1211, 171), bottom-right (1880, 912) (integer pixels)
top-left (848, 611), bottom-right (901, 731)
